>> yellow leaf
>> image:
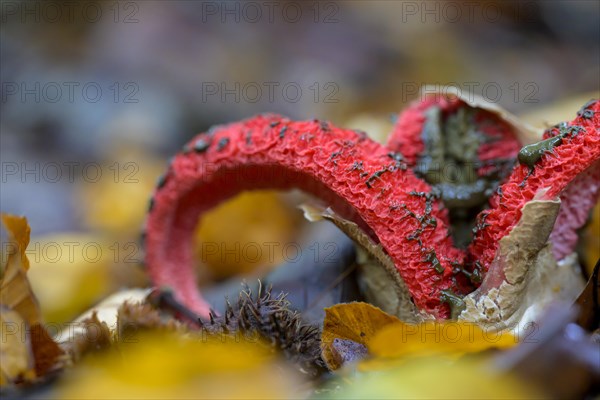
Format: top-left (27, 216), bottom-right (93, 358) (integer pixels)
top-left (57, 331), bottom-right (307, 399)
top-left (321, 302), bottom-right (400, 370)
top-left (0, 214), bottom-right (41, 325)
top-left (0, 307), bottom-right (36, 386)
top-left (367, 321), bottom-right (517, 364)
top-left (323, 356), bottom-right (543, 399)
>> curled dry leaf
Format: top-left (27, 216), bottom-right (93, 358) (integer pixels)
top-left (1, 214), bottom-right (40, 325)
top-left (459, 193), bottom-right (567, 331)
top-left (1, 214), bottom-right (31, 271)
top-left (300, 203), bottom-right (421, 322)
top-left (0, 307), bottom-right (36, 385)
top-left (513, 252), bottom-right (584, 334)
top-left (321, 302), bottom-right (400, 370)
top-left (29, 323), bottom-right (64, 377)
top-left (0, 214), bottom-right (64, 385)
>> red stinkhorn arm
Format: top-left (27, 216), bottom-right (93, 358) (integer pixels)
top-left (469, 100), bottom-right (600, 271)
top-left (144, 114), bottom-right (465, 319)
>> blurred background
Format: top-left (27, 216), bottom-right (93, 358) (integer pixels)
top-left (1, 0), bottom-right (599, 324)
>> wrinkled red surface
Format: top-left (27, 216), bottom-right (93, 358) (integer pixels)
top-left (468, 100), bottom-right (600, 271)
top-left (145, 115), bottom-right (464, 318)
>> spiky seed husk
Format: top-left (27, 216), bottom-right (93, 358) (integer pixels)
top-left (199, 283), bottom-right (327, 377)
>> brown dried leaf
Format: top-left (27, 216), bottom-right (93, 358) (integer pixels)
top-left (0, 306), bottom-right (35, 386)
top-left (0, 215), bottom-right (64, 381)
top-left (321, 302), bottom-right (400, 370)
top-left (300, 204), bottom-right (420, 322)
top-left (30, 323), bottom-right (64, 377)
top-left (1, 214), bottom-right (30, 271)
top-left (0, 214), bottom-right (41, 325)
top-left (460, 194), bottom-right (562, 331)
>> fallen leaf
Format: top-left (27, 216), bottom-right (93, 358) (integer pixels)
top-left (57, 331), bottom-right (307, 399)
top-left (0, 306), bottom-right (36, 386)
top-left (1, 214), bottom-right (41, 326)
top-left (30, 323), bottom-right (64, 377)
top-left (459, 193), bottom-right (564, 331)
top-left (0, 214), bottom-right (64, 384)
top-left (366, 320), bottom-right (516, 364)
top-left (321, 302), bottom-right (400, 370)
top-left (300, 203), bottom-right (420, 322)
top-left (321, 356), bottom-right (541, 400)
top-left (1, 214), bottom-right (31, 271)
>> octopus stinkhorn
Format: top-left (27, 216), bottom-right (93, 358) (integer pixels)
top-left (144, 99), bottom-right (599, 323)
